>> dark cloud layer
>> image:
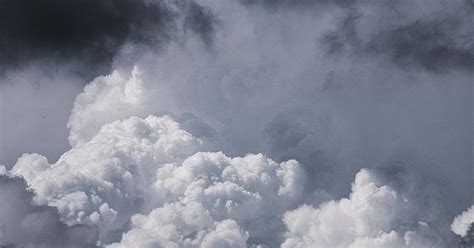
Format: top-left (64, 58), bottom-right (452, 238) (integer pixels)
top-left (320, 3), bottom-right (474, 73)
top-left (0, 175), bottom-right (98, 247)
top-left (459, 224), bottom-right (474, 247)
top-left (242, 0), bottom-right (473, 73)
top-left (183, 2), bottom-right (216, 47)
top-left (0, 0), bottom-right (215, 79)
top-left (369, 18), bottom-right (474, 73)
top-left (240, 0), bottom-right (355, 9)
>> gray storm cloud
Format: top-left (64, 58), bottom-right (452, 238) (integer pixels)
top-left (0, 0), bottom-right (216, 78)
top-left (0, 0), bottom-right (472, 247)
top-left (0, 172), bottom-right (98, 247)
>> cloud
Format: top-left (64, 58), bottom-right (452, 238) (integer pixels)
top-left (66, 66), bottom-right (148, 147)
top-left (7, 111), bottom-right (459, 247)
top-left (0, 173), bottom-right (98, 247)
top-left (457, 224), bottom-right (474, 248)
top-left (0, 66), bottom-right (83, 168)
top-left (452, 206), bottom-right (474, 237)
top-left (0, 0), bottom-right (218, 168)
top-left (59, 3), bottom-right (471, 243)
top-left (1, 0), bottom-right (472, 247)
top-left (319, 0), bottom-right (474, 72)
top-left (12, 115), bottom-right (304, 246)
top-left (239, 0), bottom-right (356, 9)
top-left (64, 0), bottom-right (472, 211)
top-left (452, 206), bottom-right (474, 247)
top-left (282, 169), bottom-right (446, 248)
top-left (11, 115), bottom-right (204, 243)
top-left (108, 203), bottom-right (248, 248)
top-left (367, 17), bottom-right (474, 73)
top-left (0, 0), bottom-right (216, 78)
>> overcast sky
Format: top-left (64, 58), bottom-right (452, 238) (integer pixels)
top-left (0, 0), bottom-right (472, 247)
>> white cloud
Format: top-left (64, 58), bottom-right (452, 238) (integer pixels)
top-left (67, 66), bottom-right (149, 147)
top-left (451, 205), bottom-right (474, 237)
top-left (146, 151), bottom-right (303, 246)
top-left (12, 115), bottom-right (203, 242)
top-left (12, 114), bottom-right (304, 246)
top-left (108, 202), bottom-right (248, 248)
top-left (106, 140), bottom-right (304, 247)
top-left (281, 169), bottom-right (444, 248)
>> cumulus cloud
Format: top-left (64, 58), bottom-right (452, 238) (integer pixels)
top-left (146, 151), bottom-right (303, 246)
top-left (452, 206), bottom-right (474, 247)
top-left (108, 203), bottom-right (248, 248)
top-left (452, 206), bottom-right (474, 237)
top-left (11, 115), bottom-right (304, 246)
top-left (67, 66), bottom-right (148, 147)
top-left (4, 110), bottom-right (465, 247)
top-left (282, 169), bottom-right (445, 248)
top-left (5, 112), bottom-right (459, 247)
top-left (1, 0), bottom-right (471, 247)
top-left (12, 115), bottom-right (204, 243)
top-left (0, 0), bottom-right (217, 168)
top-left (64, 0), bottom-right (472, 211)
top-left (0, 174), bottom-right (98, 247)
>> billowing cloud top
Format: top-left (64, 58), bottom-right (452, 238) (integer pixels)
top-left (0, 0), bottom-right (472, 247)
top-left (10, 115), bottom-right (304, 246)
top-left (3, 112), bottom-right (467, 247)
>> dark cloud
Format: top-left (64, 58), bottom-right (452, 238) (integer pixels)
top-left (320, 9), bottom-right (362, 55)
top-left (184, 2), bottom-right (217, 47)
top-left (320, 4), bottom-right (474, 73)
top-left (263, 110), bottom-right (346, 195)
top-left (368, 18), bottom-right (474, 73)
top-left (244, 0), bottom-right (473, 73)
top-left (240, 0), bottom-right (355, 9)
top-left (0, 0), bottom-right (216, 79)
top-left (0, 175), bottom-right (98, 247)
top-left (459, 224), bottom-right (474, 248)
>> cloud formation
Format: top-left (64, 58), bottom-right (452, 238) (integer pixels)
top-left (452, 206), bottom-right (474, 247)
top-left (12, 115), bottom-right (204, 243)
top-left (0, 0), bottom-right (215, 78)
top-left (6, 110), bottom-right (468, 247)
top-left (452, 206), bottom-right (474, 237)
top-left (320, 0), bottom-right (474, 72)
top-left (11, 115), bottom-right (304, 246)
top-left (282, 169), bottom-right (445, 247)
top-left (108, 204), bottom-right (249, 248)
top-left (0, 173), bottom-right (98, 247)
top-left (0, 0), bottom-right (471, 247)
top-left (109, 150), bottom-right (303, 247)
top-left (0, 66), bottom-right (83, 167)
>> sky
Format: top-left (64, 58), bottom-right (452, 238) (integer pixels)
top-left (0, 0), bottom-right (472, 247)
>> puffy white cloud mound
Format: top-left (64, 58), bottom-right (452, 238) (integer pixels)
top-left (12, 115), bottom-right (203, 242)
top-left (108, 202), bottom-right (248, 248)
top-left (451, 205), bottom-right (474, 237)
top-left (281, 169), bottom-right (444, 248)
top-left (109, 151), bottom-right (304, 247)
top-left (67, 66), bottom-right (150, 147)
top-left (11, 114), bottom-right (304, 246)
top-left (153, 151), bottom-right (303, 216)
